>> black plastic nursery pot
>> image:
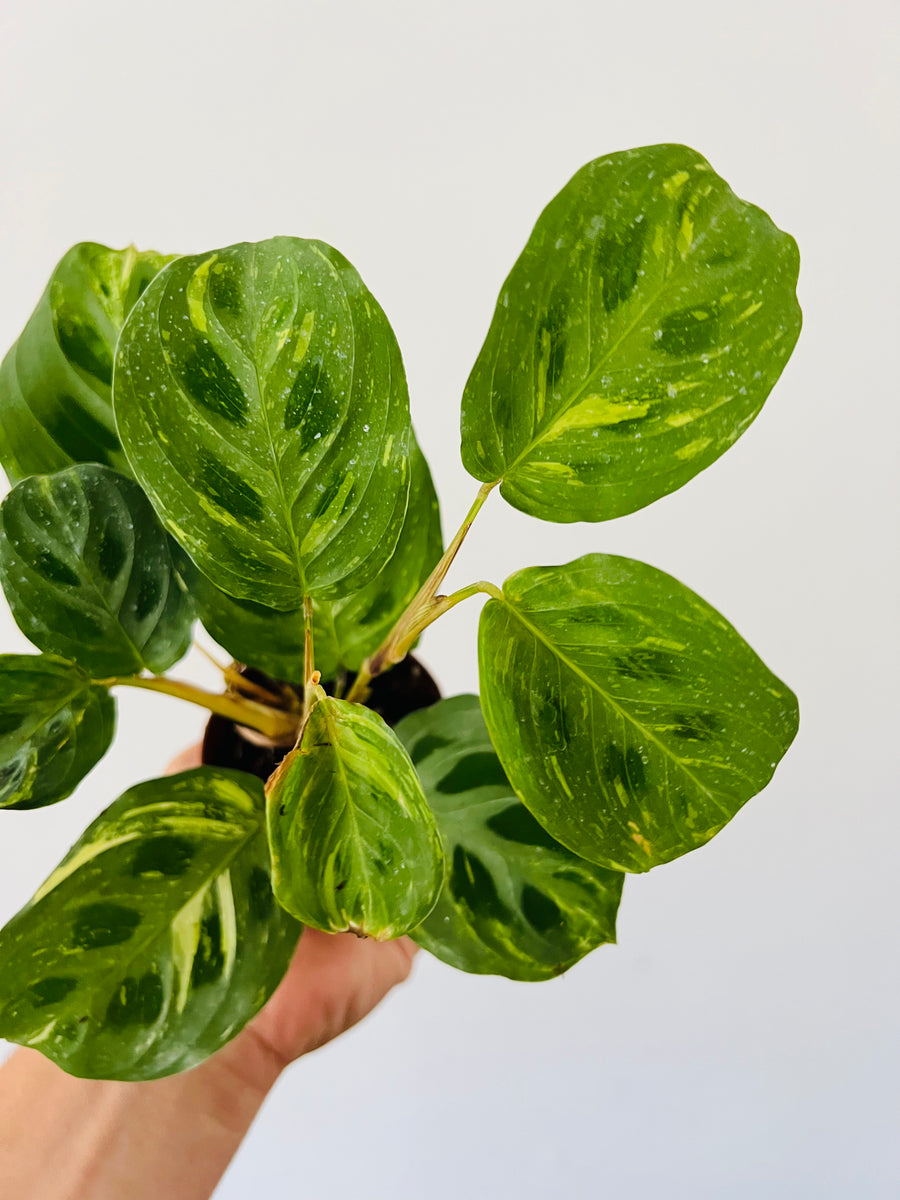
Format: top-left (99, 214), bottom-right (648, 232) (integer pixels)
top-left (201, 655), bottom-right (441, 783)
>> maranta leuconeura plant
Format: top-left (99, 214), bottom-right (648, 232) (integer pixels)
top-left (0, 144), bottom-right (800, 1079)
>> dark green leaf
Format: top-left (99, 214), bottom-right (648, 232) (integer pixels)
top-left (0, 465), bottom-right (194, 676)
top-left (192, 437), bottom-right (442, 680)
top-left (396, 695), bottom-right (623, 980)
top-left (0, 654), bottom-right (115, 810)
top-left (267, 694), bottom-right (443, 938)
top-left (461, 144), bottom-right (801, 522)
top-left (0, 243), bottom-right (175, 484)
top-left (478, 554), bottom-right (798, 872)
top-left (114, 238), bottom-right (414, 608)
top-left (0, 768), bottom-right (300, 1079)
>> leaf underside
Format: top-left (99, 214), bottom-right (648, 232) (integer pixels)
top-left (0, 768), bottom-right (300, 1079)
top-left (478, 554), bottom-right (799, 872)
top-left (396, 695), bottom-right (623, 980)
top-left (461, 143), bottom-right (801, 522)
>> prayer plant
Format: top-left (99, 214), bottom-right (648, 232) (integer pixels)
top-left (0, 144), bottom-right (800, 1080)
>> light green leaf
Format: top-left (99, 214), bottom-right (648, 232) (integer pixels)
top-left (114, 237), bottom-right (413, 608)
top-left (192, 437), bottom-right (442, 681)
top-left (396, 695), bottom-right (623, 980)
top-left (0, 655), bottom-right (115, 810)
top-left (0, 465), bottom-right (194, 676)
top-left (267, 694), bottom-right (443, 938)
top-left (461, 144), bottom-right (801, 522)
top-left (0, 768), bottom-right (300, 1079)
top-left (478, 554), bottom-right (799, 872)
top-left (0, 243), bottom-right (175, 484)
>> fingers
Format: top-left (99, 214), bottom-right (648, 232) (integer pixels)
top-left (248, 930), bottom-right (420, 1066)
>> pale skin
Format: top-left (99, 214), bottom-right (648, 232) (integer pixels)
top-left (0, 743), bottom-right (418, 1200)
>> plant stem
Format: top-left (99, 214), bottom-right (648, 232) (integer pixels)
top-left (427, 579), bottom-right (504, 620)
top-left (97, 675), bottom-right (301, 743)
top-left (302, 596), bottom-right (320, 723)
top-left (192, 641), bottom-right (285, 706)
top-left (345, 480), bottom-right (499, 703)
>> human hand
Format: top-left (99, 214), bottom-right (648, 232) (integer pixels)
top-left (166, 745), bottom-right (418, 1088)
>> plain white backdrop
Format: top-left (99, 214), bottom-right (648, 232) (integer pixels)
top-left (0, 1), bottom-right (897, 1195)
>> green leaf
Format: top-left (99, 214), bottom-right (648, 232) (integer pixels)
top-left (0, 767), bottom-right (300, 1079)
top-left (478, 554), bottom-right (799, 872)
top-left (461, 144), bottom-right (801, 522)
top-left (191, 436), bottom-right (442, 681)
top-left (0, 465), bottom-right (194, 676)
top-left (0, 655), bottom-right (115, 810)
top-left (114, 237), bottom-right (414, 608)
top-left (0, 243), bottom-right (175, 484)
top-left (267, 694), bottom-right (443, 938)
top-left (396, 695), bottom-right (623, 980)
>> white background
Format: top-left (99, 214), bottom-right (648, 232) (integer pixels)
top-left (0, 1), bottom-right (898, 1195)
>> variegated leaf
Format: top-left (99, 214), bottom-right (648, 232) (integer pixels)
top-left (478, 554), bottom-right (799, 872)
top-left (396, 695), bottom-right (623, 980)
top-left (192, 436), bottom-right (442, 680)
top-left (0, 655), bottom-right (115, 810)
top-left (0, 465), bottom-right (194, 676)
top-left (114, 237), bottom-right (413, 608)
top-left (0, 243), bottom-right (174, 484)
top-left (0, 768), bottom-right (300, 1079)
top-left (267, 694), bottom-right (443, 939)
top-left (461, 144), bottom-right (801, 522)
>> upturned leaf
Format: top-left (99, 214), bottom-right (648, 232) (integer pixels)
top-left (192, 437), bottom-right (442, 680)
top-left (461, 144), bottom-right (801, 522)
top-left (267, 695), bottom-right (444, 939)
top-left (0, 768), bottom-right (300, 1079)
top-left (396, 695), bottom-right (623, 980)
top-left (0, 655), bottom-right (115, 810)
top-left (0, 465), bottom-right (194, 676)
top-left (478, 554), bottom-right (799, 872)
top-left (114, 237), bottom-right (414, 608)
top-left (0, 243), bottom-right (175, 484)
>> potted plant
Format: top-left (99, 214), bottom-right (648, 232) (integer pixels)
top-left (0, 142), bottom-right (800, 1081)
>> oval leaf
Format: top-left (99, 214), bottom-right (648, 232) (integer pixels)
top-left (267, 695), bottom-right (443, 939)
top-left (396, 695), bottom-right (623, 980)
top-left (192, 436), bottom-right (442, 680)
top-left (0, 465), bottom-right (194, 676)
top-left (0, 654), bottom-right (115, 810)
top-left (461, 144), bottom-right (801, 522)
top-left (114, 237), bottom-right (413, 608)
top-left (0, 243), bottom-right (174, 484)
top-left (0, 767), bottom-right (300, 1079)
top-left (478, 554), bottom-right (799, 872)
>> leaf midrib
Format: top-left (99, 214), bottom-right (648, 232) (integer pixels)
top-left (317, 700), bottom-right (377, 923)
top-left (248, 246), bottom-right (308, 597)
top-left (498, 204), bottom-right (707, 480)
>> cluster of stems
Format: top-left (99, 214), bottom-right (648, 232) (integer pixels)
top-left (97, 480), bottom-right (502, 749)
